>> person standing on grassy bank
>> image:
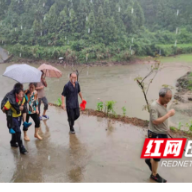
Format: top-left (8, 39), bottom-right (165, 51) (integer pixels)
top-left (145, 88), bottom-right (175, 183)
top-left (61, 72), bottom-right (83, 134)
top-left (36, 70), bottom-right (49, 120)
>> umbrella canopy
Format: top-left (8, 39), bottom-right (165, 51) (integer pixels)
top-left (3, 64), bottom-right (42, 83)
top-left (38, 63), bottom-right (62, 78)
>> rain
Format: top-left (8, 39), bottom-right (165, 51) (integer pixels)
top-left (0, 0), bottom-right (192, 184)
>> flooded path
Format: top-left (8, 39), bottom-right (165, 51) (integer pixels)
top-left (0, 106), bottom-right (191, 183)
top-left (0, 60), bottom-right (191, 121)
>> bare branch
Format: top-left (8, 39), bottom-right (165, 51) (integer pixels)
top-left (141, 69), bottom-right (154, 83)
top-left (137, 80), bottom-right (150, 112)
top-left (146, 68), bottom-right (159, 95)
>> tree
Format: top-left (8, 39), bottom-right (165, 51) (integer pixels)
top-left (123, 5), bottom-right (137, 33)
top-left (134, 1), bottom-right (145, 29)
top-left (87, 10), bottom-right (95, 34)
top-left (70, 9), bottom-right (79, 38)
top-left (76, 0), bottom-right (88, 35)
top-left (95, 6), bottom-right (105, 42)
top-left (103, 0), bottom-right (111, 18)
top-left (46, 4), bottom-right (58, 33)
top-left (103, 17), bottom-right (118, 45)
top-left (33, 19), bottom-right (41, 37)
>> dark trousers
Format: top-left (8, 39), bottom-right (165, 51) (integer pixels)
top-left (24, 113), bottom-right (40, 131)
top-left (6, 104), bottom-right (27, 129)
top-left (147, 130), bottom-right (168, 162)
top-left (66, 107), bottom-right (80, 131)
top-left (11, 117), bottom-right (23, 148)
top-left (6, 110), bottom-right (13, 129)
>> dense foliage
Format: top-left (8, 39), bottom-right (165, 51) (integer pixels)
top-left (0, 0), bottom-right (192, 62)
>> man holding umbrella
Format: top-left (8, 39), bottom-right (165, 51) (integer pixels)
top-left (36, 70), bottom-right (49, 120)
top-left (61, 72), bottom-right (83, 134)
top-left (37, 64), bottom-right (63, 120)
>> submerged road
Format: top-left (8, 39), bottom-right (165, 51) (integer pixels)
top-left (0, 106), bottom-right (191, 183)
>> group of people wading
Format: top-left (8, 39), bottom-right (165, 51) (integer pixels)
top-left (1, 68), bottom-right (176, 183)
top-left (1, 71), bottom-right (82, 154)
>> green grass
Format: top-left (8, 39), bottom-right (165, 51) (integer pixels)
top-left (157, 44), bottom-right (192, 48)
top-left (160, 54), bottom-right (192, 63)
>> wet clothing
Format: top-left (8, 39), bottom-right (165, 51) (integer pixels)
top-left (25, 90), bottom-right (38, 114)
top-left (3, 97), bottom-right (25, 118)
top-left (24, 90), bottom-right (40, 130)
top-left (62, 81), bottom-right (81, 131)
top-left (3, 99), bottom-right (24, 148)
top-left (12, 116), bottom-right (22, 133)
top-left (62, 81), bottom-right (81, 109)
top-left (66, 108), bottom-right (80, 131)
top-left (36, 81), bottom-right (46, 98)
top-left (38, 97), bottom-right (48, 114)
top-left (1, 90), bottom-right (20, 114)
top-left (149, 101), bottom-right (169, 134)
top-left (147, 130), bottom-right (168, 162)
top-left (25, 113), bottom-right (40, 130)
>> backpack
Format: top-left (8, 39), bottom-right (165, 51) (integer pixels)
top-left (1, 92), bottom-right (10, 110)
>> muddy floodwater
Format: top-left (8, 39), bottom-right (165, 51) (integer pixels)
top-left (0, 106), bottom-right (192, 183)
top-left (1, 57), bottom-right (192, 182)
top-left (0, 59), bottom-right (191, 122)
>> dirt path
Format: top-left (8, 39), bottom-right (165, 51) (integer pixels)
top-left (0, 106), bottom-right (191, 182)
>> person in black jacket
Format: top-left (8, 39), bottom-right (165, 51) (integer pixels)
top-left (1, 83), bottom-right (32, 147)
top-left (61, 72), bottom-right (83, 134)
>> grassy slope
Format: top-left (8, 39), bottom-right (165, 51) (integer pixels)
top-left (160, 54), bottom-right (192, 63)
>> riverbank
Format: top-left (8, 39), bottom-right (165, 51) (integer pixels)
top-left (4, 54), bottom-right (153, 67)
top-left (1, 54), bottom-right (192, 128)
top-left (3, 51), bottom-right (192, 67)
top-left (49, 103), bottom-right (192, 139)
top-left (170, 70), bottom-right (192, 132)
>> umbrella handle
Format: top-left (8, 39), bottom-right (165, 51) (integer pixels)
top-left (76, 70), bottom-right (79, 82)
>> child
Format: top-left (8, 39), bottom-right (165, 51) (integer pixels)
top-left (2, 87), bottom-right (27, 154)
top-left (1, 83), bottom-right (32, 138)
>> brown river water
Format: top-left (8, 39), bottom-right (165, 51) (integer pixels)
top-left (0, 59), bottom-right (192, 182)
top-left (0, 61), bottom-right (190, 121)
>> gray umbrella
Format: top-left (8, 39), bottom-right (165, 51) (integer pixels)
top-left (3, 64), bottom-right (42, 83)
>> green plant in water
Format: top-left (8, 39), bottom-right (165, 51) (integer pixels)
top-left (56, 98), bottom-right (62, 106)
top-left (105, 101), bottom-right (116, 115)
top-left (122, 106), bottom-right (126, 116)
top-left (97, 101), bottom-right (104, 111)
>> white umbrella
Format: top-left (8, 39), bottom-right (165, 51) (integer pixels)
top-left (3, 64), bottom-right (42, 83)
